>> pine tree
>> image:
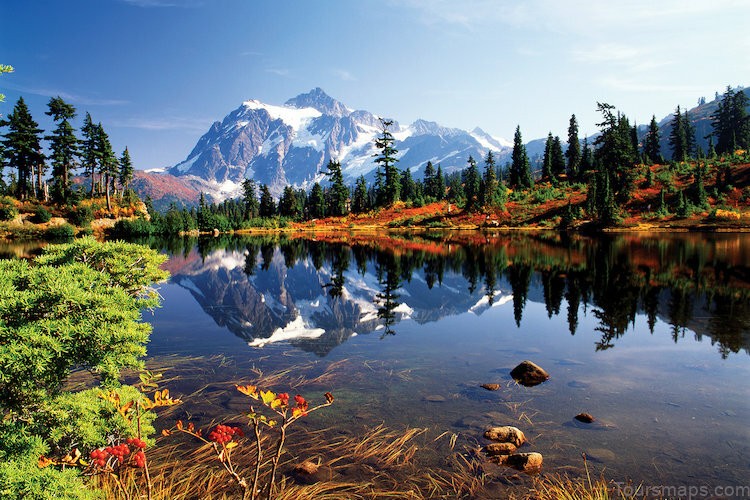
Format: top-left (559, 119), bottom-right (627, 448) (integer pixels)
top-left (307, 182), bottom-right (326, 218)
top-left (278, 185), bottom-right (300, 218)
top-left (510, 125), bottom-right (533, 188)
top-left (322, 159), bottom-right (349, 216)
top-left (0, 97), bottom-right (44, 199)
top-left (684, 110), bottom-right (696, 159)
top-left (242, 179), bottom-right (259, 219)
top-left (434, 164), bottom-right (445, 200)
top-left (566, 114), bottom-right (581, 179)
top-left (96, 124), bottom-right (119, 211)
top-left (462, 155), bottom-right (481, 211)
top-left (542, 133), bottom-right (554, 180)
top-left (593, 102), bottom-right (637, 202)
top-left (118, 147), bottom-right (133, 195)
top-left (481, 150), bottom-right (499, 207)
top-left (401, 168), bottom-right (416, 203)
top-left (80, 112), bottom-right (100, 197)
top-left (45, 96), bottom-right (78, 202)
top-left (643, 115), bottom-right (661, 164)
top-left (423, 160), bottom-right (436, 199)
top-left (711, 86), bottom-right (750, 153)
top-left (579, 136), bottom-right (592, 176)
top-left (551, 136), bottom-right (566, 180)
top-left (258, 184), bottom-right (275, 217)
top-left (373, 118), bottom-right (400, 206)
top-left (668, 105), bottom-right (688, 162)
top-left (351, 175), bottom-right (369, 213)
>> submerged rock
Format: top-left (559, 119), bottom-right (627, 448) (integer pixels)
top-left (484, 442), bottom-right (517, 456)
top-left (483, 426), bottom-right (527, 447)
top-left (502, 452), bottom-right (543, 473)
top-left (574, 413), bottom-right (595, 423)
top-left (481, 383), bottom-right (501, 391)
top-left (291, 460), bottom-right (333, 484)
top-left (510, 360), bottom-right (550, 387)
top-left (423, 395), bottom-right (446, 402)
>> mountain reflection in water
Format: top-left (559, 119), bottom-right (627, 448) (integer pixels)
top-left (149, 231), bottom-right (750, 358)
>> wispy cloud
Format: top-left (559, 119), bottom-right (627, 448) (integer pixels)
top-left (109, 116), bottom-right (212, 132)
top-left (334, 69), bottom-right (357, 82)
top-left (598, 76), bottom-right (705, 94)
top-left (239, 50), bottom-right (263, 57)
top-left (265, 68), bottom-right (290, 77)
top-left (3, 83), bottom-right (128, 106)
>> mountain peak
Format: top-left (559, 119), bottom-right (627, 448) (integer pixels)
top-left (285, 88), bottom-right (350, 117)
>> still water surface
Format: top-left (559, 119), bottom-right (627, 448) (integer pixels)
top-left (134, 232), bottom-right (750, 493)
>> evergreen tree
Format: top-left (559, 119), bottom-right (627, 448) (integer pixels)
top-left (434, 164), bottom-right (445, 200)
top-left (711, 86), bottom-right (750, 154)
top-left (79, 112), bottom-right (100, 197)
top-left (643, 115), bottom-right (661, 164)
top-left (566, 114), bottom-right (581, 179)
top-left (510, 125), bottom-right (533, 188)
top-left (278, 185), bottom-right (300, 218)
top-left (579, 136), bottom-right (592, 176)
top-left (593, 102), bottom-right (637, 202)
top-left (322, 159), bottom-right (349, 216)
top-left (692, 163), bottom-right (708, 209)
top-left (241, 179), bottom-right (259, 219)
top-left (258, 184), bottom-right (275, 217)
top-left (307, 182), bottom-right (326, 218)
top-left (96, 124), bottom-right (119, 211)
top-left (373, 118), bottom-right (400, 206)
top-left (118, 147), bottom-right (133, 195)
top-left (542, 133), bottom-right (554, 180)
top-left (400, 168), bottom-right (416, 203)
top-left (351, 175), bottom-right (369, 213)
top-left (551, 135), bottom-right (566, 180)
top-left (423, 160), bottom-right (436, 199)
top-left (684, 110), bottom-right (696, 159)
top-left (462, 155), bottom-right (481, 211)
top-left (481, 150), bottom-right (499, 207)
top-left (45, 96), bottom-right (78, 202)
top-left (668, 105), bottom-right (688, 162)
top-left (0, 97), bottom-right (44, 199)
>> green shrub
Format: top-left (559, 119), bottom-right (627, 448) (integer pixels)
top-left (44, 223), bottom-right (75, 240)
top-left (111, 217), bottom-right (153, 236)
top-left (0, 197), bottom-right (18, 222)
top-left (33, 205), bottom-right (52, 223)
top-left (68, 205), bottom-right (93, 227)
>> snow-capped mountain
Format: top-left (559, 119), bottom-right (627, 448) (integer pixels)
top-left (164, 88), bottom-right (512, 200)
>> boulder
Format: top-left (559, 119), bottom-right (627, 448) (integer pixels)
top-left (483, 426), bottom-right (527, 447)
top-left (574, 413), bottom-right (595, 423)
top-left (481, 383), bottom-right (501, 391)
top-left (291, 460), bottom-right (333, 484)
top-left (502, 452), bottom-right (543, 473)
top-left (484, 442), bottom-right (517, 456)
top-left (510, 360), bottom-right (550, 387)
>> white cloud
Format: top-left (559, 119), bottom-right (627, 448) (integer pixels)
top-left (110, 116), bottom-right (212, 132)
top-left (3, 84), bottom-right (128, 106)
top-left (334, 69), bottom-right (357, 81)
top-left (265, 68), bottom-right (290, 77)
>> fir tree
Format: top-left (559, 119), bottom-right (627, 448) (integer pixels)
top-left (579, 136), bottom-right (592, 176)
top-left (510, 125), bottom-right (533, 188)
top-left (434, 164), bottom-right (445, 200)
top-left (278, 185), bottom-right (300, 218)
top-left (462, 155), bottom-right (481, 211)
top-left (684, 110), bottom-right (696, 159)
top-left (423, 160), bottom-right (436, 199)
top-left (593, 102), bottom-right (637, 202)
top-left (400, 168), bottom-right (416, 203)
top-left (481, 150), bottom-right (499, 207)
top-left (351, 175), bottom-right (369, 213)
top-left (373, 118), bottom-right (400, 206)
top-left (551, 136), bottom-right (566, 180)
top-left (566, 114), bottom-right (581, 179)
top-left (118, 147), bottom-right (133, 195)
top-left (96, 124), bottom-right (119, 211)
top-left (241, 179), bottom-right (259, 219)
top-left (45, 96), bottom-right (78, 202)
top-left (322, 159), bottom-right (349, 216)
top-left (542, 133), bottom-right (554, 180)
top-left (643, 115), bottom-right (661, 164)
top-left (258, 184), bottom-right (275, 217)
top-left (307, 182), bottom-right (326, 218)
top-left (0, 97), bottom-right (44, 199)
top-left (80, 112), bottom-right (100, 197)
top-left (711, 86), bottom-right (750, 153)
top-left (668, 105), bottom-right (688, 162)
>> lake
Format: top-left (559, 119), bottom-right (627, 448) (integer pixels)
top-left (17, 231), bottom-right (750, 496)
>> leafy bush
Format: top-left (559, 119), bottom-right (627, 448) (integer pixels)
top-left (240, 217), bottom-right (290, 229)
top-left (111, 217), bottom-right (154, 236)
top-left (0, 197), bottom-right (18, 221)
top-left (44, 223), bottom-right (75, 240)
top-left (32, 205), bottom-right (52, 223)
top-left (68, 205), bottom-right (94, 227)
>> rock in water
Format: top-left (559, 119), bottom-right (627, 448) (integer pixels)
top-left (574, 413), bottom-right (595, 423)
top-left (483, 426), bottom-right (527, 447)
top-left (502, 452), bottom-right (543, 473)
top-left (481, 383), bottom-right (501, 391)
top-left (291, 461), bottom-right (333, 484)
top-left (484, 442), bottom-right (517, 456)
top-left (510, 360), bottom-right (550, 386)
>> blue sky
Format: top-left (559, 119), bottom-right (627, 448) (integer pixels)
top-left (1, 0), bottom-right (748, 170)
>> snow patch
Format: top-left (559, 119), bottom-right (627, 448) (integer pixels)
top-left (247, 316), bottom-right (325, 348)
top-left (242, 100), bottom-right (321, 131)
